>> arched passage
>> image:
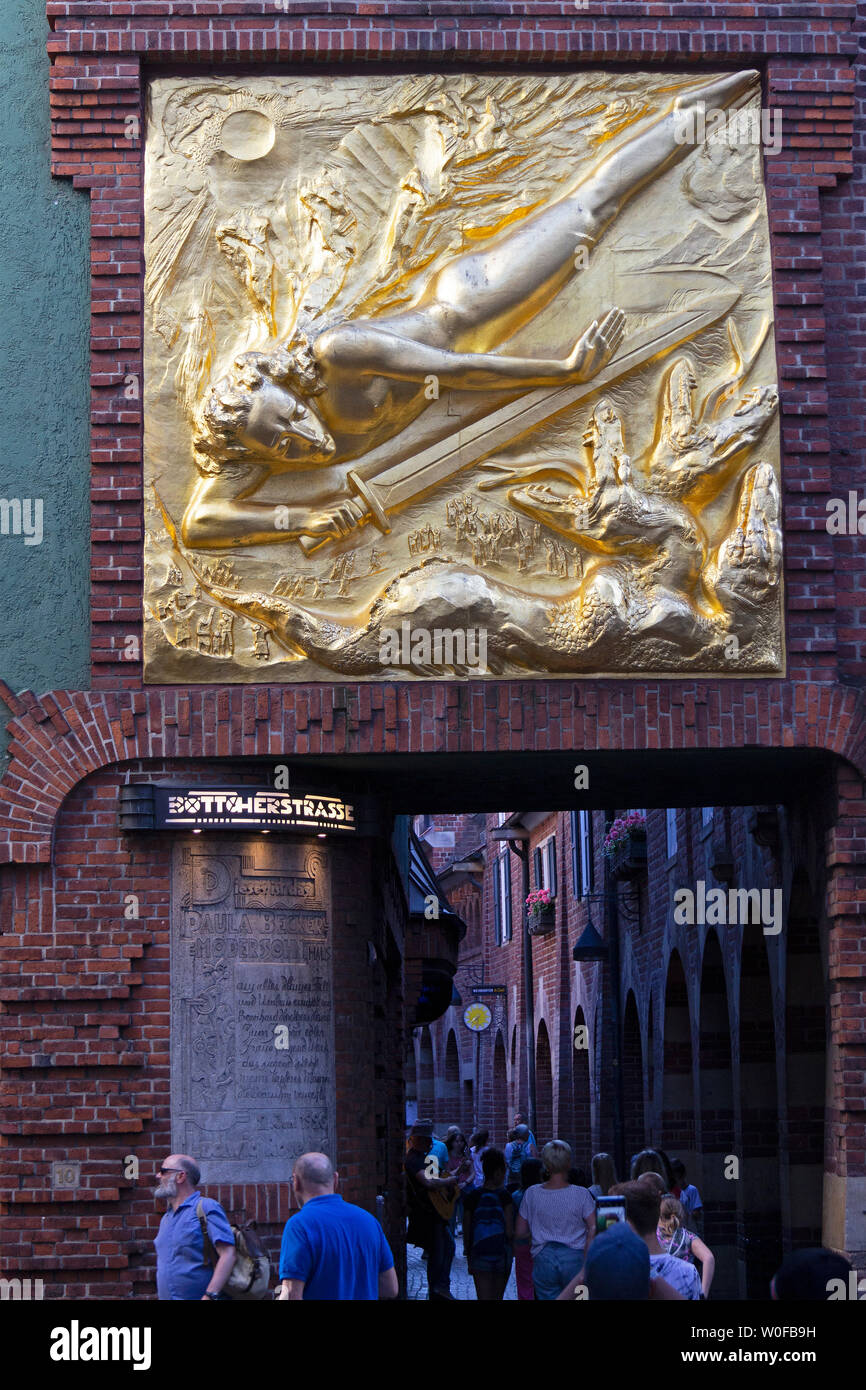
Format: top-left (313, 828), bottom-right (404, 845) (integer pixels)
top-left (510, 1026), bottom-right (518, 1115)
top-left (572, 1005), bottom-right (591, 1170)
top-left (417, 1026), bottom-right (434, 1120)
top-left (646, 994), bottom-right (656, 1145)
top-left (405, 1039), bottom-right (418, 1125)
top-left (536, 1020), bottom-right (553, 1146)
top-left (463, 1078), bottom-right (475, 1137)
top-left (785, 877), bottom-right (826, 1248)
top-left (661, 952), bottom-right (696, 1165)
top-left (739, 930), bottom-right (782, 1298)
top-left (698, 932), bottom-right (736, 1297)
top-left (442, 1029), bottom-right (460, 1126)
top-left (622, 991), bottom-right (644, 1162)
top-left (493, 1030), bottom-right (508, 1139)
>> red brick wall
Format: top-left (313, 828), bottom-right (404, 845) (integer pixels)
top-left (0, 760), bottom-right (406, 1297)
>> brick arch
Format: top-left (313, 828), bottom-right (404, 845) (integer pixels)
top-left (622, 990), bottom-right (645, 1162)
top-left (661, 949), bottom-right (696, 1162)
top-left (785, 873), bottom-right (826, 1251)
top-left (535, 1019), bottom-right (554, 1146)
top-left (492, 1030), bottom-right (508, 1142)
top-left (698, 929), bottom-right (737, 1297)
top-left (2, 682), bottom-right (866, 863)
top-left (572, 1005), bottom-right (591, 1170)
top-left (738, 925), bottom-right (783, 1297)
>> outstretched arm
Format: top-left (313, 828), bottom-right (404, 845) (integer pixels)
top-left (316, 310), bottom-right (624, 391)
top-left (182, 474), bottom-right (361, 549)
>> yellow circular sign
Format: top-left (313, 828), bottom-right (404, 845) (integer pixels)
top-left (463, 1002), bottom-right (492, 1032)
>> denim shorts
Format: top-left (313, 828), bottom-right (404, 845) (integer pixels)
top-left (531, 1241), bottom-right (583, 1300)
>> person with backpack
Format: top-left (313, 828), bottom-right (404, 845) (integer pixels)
top-left (513, 1113), bottom-right (538, 1155)
top-left (462, 1148), bottom-right (514, 1301)
top-left (154, 1153), bottom-right (237, 1300)
top-left (277, 1152), bottom-right (398, 1300)
top-left (504, 1123), bottom-right (532, 1194)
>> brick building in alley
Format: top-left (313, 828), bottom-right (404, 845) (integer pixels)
top-left (412, 797), bottom-right (841, 1299)
top-left (0, 0), bottom-right (864, 1303)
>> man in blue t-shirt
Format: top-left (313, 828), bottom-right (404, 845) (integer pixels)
top-left (278, 1153), bottom-right (398, 1300)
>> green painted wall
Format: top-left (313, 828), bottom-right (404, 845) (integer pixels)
top-left (0, 0), bottom-right (91, 765)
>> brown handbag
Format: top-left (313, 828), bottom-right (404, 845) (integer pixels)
top-left (197, 1200), bottom-right (271, 1300)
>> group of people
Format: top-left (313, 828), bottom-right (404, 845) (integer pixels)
top-left (404, 1124), bottom-right (854, 1303)
top-left (151, 1135), bottom-right (857, 1301)
top-left (405, 1118), bottom-right (709, 1300)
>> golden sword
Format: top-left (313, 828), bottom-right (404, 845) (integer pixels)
top-left (298, 293), bottom-right (739, 554)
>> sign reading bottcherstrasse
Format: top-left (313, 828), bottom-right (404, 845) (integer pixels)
top-left (156, 786), bottom-right (355, 832)
top-left (170, 838), bottom-right (336, 1183)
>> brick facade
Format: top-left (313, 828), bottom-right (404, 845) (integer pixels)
top-left (1, 760), bottom-right (408, 1296)
top-left (0, 0), bottom-right (864, 1298)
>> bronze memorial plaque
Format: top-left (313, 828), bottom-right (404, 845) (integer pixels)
top-left (170, 838), bottom-right (335, 1182)
top-left (144, 72), bottom-right (781, 681)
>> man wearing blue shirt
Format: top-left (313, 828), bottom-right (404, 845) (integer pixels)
top-left (278, 1152), bottom-right (398, 1300)
top-left (153, 1154), bottom-right (236, 1300)
top-left (513, 1114), bottom-right (538, 1156)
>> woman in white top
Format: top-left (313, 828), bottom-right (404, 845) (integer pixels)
top-left (514, 1140), bottom-right (597, 1299)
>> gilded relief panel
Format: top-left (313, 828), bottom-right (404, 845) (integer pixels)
top-left (144, 72), bottom-right (782, 680)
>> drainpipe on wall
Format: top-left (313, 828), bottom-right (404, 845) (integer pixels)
top-left (513, 837), bottom-right (536, 1140)
top-left (492, 825), bottom-right (536, 1140)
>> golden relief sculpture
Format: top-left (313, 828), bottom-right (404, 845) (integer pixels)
top-left (143, 71), bottom-right (782, 680)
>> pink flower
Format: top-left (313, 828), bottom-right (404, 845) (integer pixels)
top-left (602, 811), bottom-right (646, 854)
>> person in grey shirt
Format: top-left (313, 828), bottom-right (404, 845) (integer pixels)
top-left (514, 1140), bottom-right (596, 1299)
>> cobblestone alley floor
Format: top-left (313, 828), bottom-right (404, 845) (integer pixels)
top-left (405, 1232), bottom-right (518, 1300)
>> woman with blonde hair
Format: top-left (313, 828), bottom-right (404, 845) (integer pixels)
top-left (658, 1194), bottom-right (716, 1298)
top-left (514, 1139), bottom-right (596, 1299)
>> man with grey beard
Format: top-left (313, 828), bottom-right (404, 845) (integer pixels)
top-left (153, 1154), bottom-right (237, 1300)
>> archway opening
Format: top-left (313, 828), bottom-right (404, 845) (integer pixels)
top-left (661, 951), bottom-right (696, 1169)
top-left (739, 929), bottom-right (782, 1298)
top-left (785, 877), bottom-right (826, 1248)
top-left (698, 931), bottom-right (736, 1297)
top-left (493, 1031), bottom-right (508, 1144)
top-left (442, 1029), bottom-right (460, 1129)
top-left (405, 1039), bottom-right (418, 1125)
top-left (572, 1005), bottom-right (591, 1171)
top-left (417, 1025), bottom-right (434, 1120)
top-left (535, 1020), bottom-right (554, 1146)
top-left (622, 991), bottom-right (645, 1164)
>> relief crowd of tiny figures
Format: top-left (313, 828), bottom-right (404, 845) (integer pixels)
top-left (143, 69), bottom-right (782, 678)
